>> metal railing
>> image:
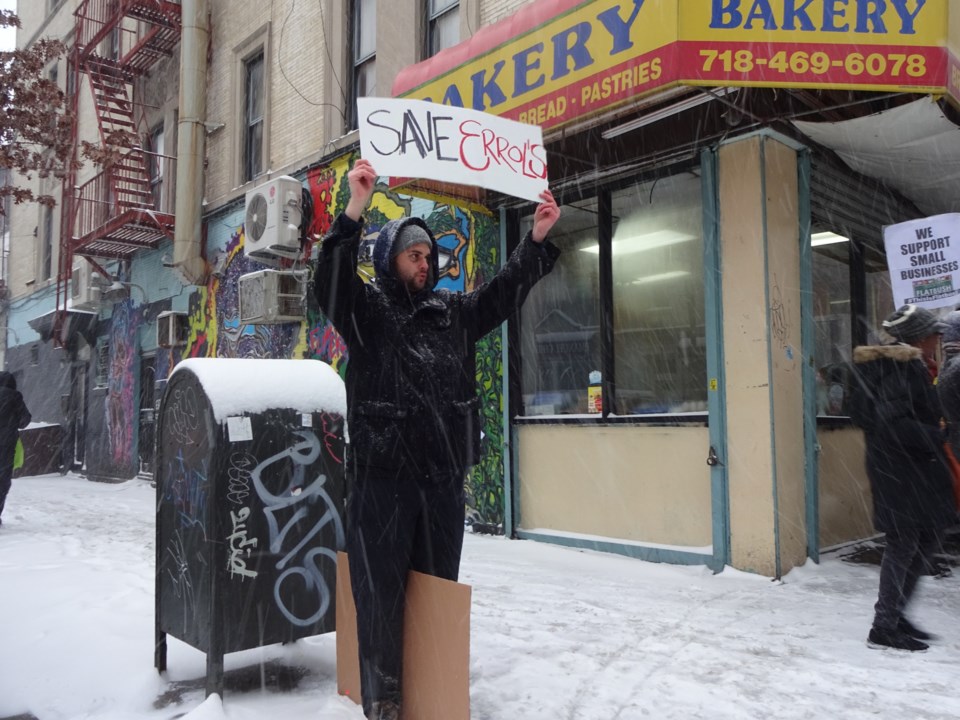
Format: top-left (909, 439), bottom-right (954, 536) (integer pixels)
top-left (73, 147), bottom-right (176, 241)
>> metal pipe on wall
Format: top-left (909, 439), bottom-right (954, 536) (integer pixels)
top-left (171, 0), bottom-right (210, 285)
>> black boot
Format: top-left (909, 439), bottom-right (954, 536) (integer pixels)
top-left (868, 626), bottom-right (929, 652)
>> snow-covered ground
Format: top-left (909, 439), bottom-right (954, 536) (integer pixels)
top-left (1, 474), bottom-right (958, 720)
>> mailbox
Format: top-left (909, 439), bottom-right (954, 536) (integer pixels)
top-left (154, 358), bottom-right (347, 696)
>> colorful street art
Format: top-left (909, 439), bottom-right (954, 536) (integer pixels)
top-left (106, 299), bottom-right (142, 468)
top-left (175, 151), bottom-right (506, 528)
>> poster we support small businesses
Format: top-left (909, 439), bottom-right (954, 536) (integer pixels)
top-left (883, 213), bottom-right (960, 309)
top-left (356, 97), bottom-right (548, 203)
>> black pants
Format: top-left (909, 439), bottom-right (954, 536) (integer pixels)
top-left (0, 442), bottom-right (14, 521)
top-left (873, 528), bottom-right (941, 631)
top-left (346, 467), bottom-right (465, 714)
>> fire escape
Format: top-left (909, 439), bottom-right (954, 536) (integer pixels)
top-left (55, 0), bottom-right (182, 333)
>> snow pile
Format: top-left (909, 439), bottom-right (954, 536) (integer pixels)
top-left (172, 358), bottom-right (346, 421)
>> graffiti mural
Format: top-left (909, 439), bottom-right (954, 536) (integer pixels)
top-left (106, 299), bottom-right (142, 468)
top-left (178, 151), bottom-right (505, 527)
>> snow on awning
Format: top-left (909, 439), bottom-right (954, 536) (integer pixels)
top-left (793, 98), bottom-right (960, 217)
top-left (172, 358), bottom-right (346, 422)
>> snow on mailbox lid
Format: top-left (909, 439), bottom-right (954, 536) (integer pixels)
top-left (171, 358), bottom-right (346, 422)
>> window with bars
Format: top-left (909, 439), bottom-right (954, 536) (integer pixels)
top-left (95, 339), bottom-right (110, 388)
top-left (349, 0), bottom-right (376, 130)
top-left (243, 51), bottom-right (265, 183)
top-left (426, 0), bottom-right (459, 58)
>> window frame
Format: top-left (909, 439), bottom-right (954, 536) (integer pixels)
top-left (348, 0), bottom-right (376, 130)
top-left (39, 205), bottom-right (54, 282)
top-left (425, 0), bottom-right (460, 58)
top-left (233, 24), bottom-right (271, 188)
top-left (241, 50), bottom-right (265, 184)
top-left (94, 339), bottom-right (110, 388)
top-left (510, 161), bottom-right (709, 424)
top-left (148, 124), bottom-right (165, 211)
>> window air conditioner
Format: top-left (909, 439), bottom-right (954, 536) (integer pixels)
top-left (157, 311), bottom-right (189, 348)
top-left (243, 175), bottom-right (303, 260)
top-left (71, 262), bottom-right (102, 311)
top-left (238, 269), bottom-right (307, 324)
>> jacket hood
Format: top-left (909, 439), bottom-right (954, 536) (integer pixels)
top-left (372, 216), bottom-right (440, 293)
top-left (0, 371), bottom-right (15, 390)
top-left (853, 344), bottom-right (922, 364)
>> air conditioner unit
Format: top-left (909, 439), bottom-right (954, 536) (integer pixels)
top-left (157, 311), bottom-right (189, 348)
top-left (238, 269), bottom-right (307, 324)
top-left (71, 261), bottom-right (102, 310)
top-left (243, 175), bottom-right (303, 260)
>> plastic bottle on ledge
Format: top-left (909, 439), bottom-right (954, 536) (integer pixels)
top-left (588, 370), bottom-right (602, 414)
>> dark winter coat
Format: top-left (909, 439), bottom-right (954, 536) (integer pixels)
top-left (0, 371), bottom-right (31, 459)
top-left (314, 212), bottom-right (559, 478)
top-left (937, 351), bottom-right (960, 459)
top-left (848, 344), bottom-right (956, 532)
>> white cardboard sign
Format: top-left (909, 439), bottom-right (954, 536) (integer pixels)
top-left (883, 213), bottom-right (960, 309)
top-left (357, 97), bottom-right (548, 203)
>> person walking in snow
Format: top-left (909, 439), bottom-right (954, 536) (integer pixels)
top-left (0, 370), bottom-right (32, 528)
top-left (934, 309), bottom-right (960, 515)
top-left (848, 304), bottom-right (956, 651)
top-left (313, 158), bottom-right (561, 720)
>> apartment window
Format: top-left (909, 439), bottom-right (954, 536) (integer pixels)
top-left (148, 125), bottom-right (164, 211)
top-left (242, 51), bottom-right (265, 183)
top-left (426, 0), bottom-right (459, 57)
top-left (519, 169), bottom-right (707, 417)
top-left (40, 206), bottom-right (53, 282)
top-left (349, 0), bottom-right (376, 129)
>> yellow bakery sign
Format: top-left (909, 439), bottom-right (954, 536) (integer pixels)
top-left (392, 0), bottom-right (956, 130)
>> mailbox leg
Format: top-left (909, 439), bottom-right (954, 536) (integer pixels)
top-left (154, 629), bottom-right (167, 673)
top-left (205, 650), bottom-right (224, 698)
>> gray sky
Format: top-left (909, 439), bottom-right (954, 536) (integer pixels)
top-left (1, 0), bottom-right (16, 51)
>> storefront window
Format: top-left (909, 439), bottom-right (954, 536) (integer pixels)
top-left (517, 169), bottom-right (707, 418)
top-left (865, 252), bottom-right (896, 345)
top-left (519, 199), bottom-right (601, 416)
top-left (812, 232), bottom-right (851, 415)
top-left (610, 173), bottom-right (706, 414)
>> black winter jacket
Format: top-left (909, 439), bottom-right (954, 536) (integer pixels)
top-left (937, 351), bottom-right (960, 466)
top-left (0, 371), bottom-right (31, 456)
top-left (314, 212), bottom-right (559, 478)
top-left (849, 344), bottom-right (956, 532)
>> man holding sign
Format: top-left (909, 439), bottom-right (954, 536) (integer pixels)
top-left (314, 158), bottom-right (560, 719)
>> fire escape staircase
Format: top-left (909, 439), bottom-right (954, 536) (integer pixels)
top-left (67, 0), bottom-right (182, 264)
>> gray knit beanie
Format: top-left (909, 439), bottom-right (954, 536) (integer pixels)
top-left (882, 304), bottom-right (946, 343)
top-left (391, 224), bottom-right (432, 258)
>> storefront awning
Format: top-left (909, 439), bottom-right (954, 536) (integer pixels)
top-left (793, 98), bottom-right (960, 217)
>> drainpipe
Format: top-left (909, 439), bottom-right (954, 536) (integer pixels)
top-left (171, 0), bottom-right (210, 285)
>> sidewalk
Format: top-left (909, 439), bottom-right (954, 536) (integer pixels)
top-left (1, 474), bottom-right (958, 720)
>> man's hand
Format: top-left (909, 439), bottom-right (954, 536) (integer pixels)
top-left (531, 189), bottom-right (560, 244)
top-left (345, 158), bottom-right (378, 221)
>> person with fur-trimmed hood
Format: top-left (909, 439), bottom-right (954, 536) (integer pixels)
top-left (314, 158), bottom-right (561, 720)
top-left (849, 304), bottom-right (956, 652)
top-left (0, 370), bottom-right (31, 527)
